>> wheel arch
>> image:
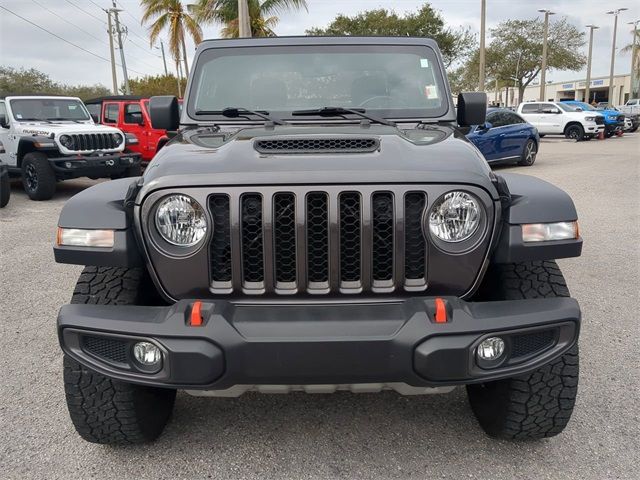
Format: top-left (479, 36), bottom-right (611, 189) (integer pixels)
top-left (16, 137), bottom-right (57, 167)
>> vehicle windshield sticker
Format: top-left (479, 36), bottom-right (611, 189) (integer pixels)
top-left (425, 85), bottom-right (438, 99)
top-left (16, 113), bottom-right (22, 119)
top-left (420, 58), bottom-right (430, 68)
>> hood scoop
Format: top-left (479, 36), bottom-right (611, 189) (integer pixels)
top-left (254, 137), bottom-right (380, 154)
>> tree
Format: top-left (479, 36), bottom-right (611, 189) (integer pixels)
top-left (141, 0), bottom-right (203, 78)
top-left (486, 18), bottom-right (586, 102)
top-left (192, 0), bottom-right (307, 38)
top-left (0, 66), bottom-right (110, 100)
top-left (127, 74), bottom-right (187, 97)
top-left (305, 4), bottom-right (474, 68)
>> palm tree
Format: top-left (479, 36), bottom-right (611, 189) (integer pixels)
top-left (192, 0), bottom-right (307, 38)
top-left (141, 0), bottom-right (203, 78)
top-left (620, 28), bottom-right (640, 70)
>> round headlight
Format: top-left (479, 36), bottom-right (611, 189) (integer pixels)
top-left (428, 191), bottom-right (481, 242)
top-left (155, 195), bottom-right (208, 246)
top-left (59, 134), bottom-right (73, 149)
top-left (111, 133), bottom-right (124, 146)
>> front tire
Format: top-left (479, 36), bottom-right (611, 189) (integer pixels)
top-left (0, 172), bottom-right (9, 208)
top-left (21, 152), bottom-right (56, 200)
top-left (63, 266), bottom-right (175, 444)
top-left (468, 261), bottom-right (579, 440)
top-left (564, 124), bottom-right (584, 142)
top-left (517, 139), bottom-right (537, 166)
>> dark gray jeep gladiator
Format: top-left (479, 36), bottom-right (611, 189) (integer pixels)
top-left (54, 37), bottom-right (582, 444)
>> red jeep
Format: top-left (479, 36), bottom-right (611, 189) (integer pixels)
top-left (85, 96), bottom-right (176, 164)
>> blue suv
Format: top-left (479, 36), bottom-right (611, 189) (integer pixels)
top-left (562, 101), bottom-right (624, 137)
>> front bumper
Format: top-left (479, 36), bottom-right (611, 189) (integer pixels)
top-left (58, 296), bottom-right (580, 390)
top-left (50, 152), bottom-right (141, 179)
top-left (604, 122), bottom-right (624, 134)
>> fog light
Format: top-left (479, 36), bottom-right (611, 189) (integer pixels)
top-left (477, 337), bottom-right (505, 361)
top-left (65, 161), bottom-right (72, 168)
top-left (133, 341), bottom-right (162, 366)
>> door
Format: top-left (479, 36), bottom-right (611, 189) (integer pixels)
top-left (0, 101), bottom-right (17, 166)
top-left (103, 102), bottom-right (120, 126)
top-left (498, 112), bottom-right (530, 158)
top-left (539, 103), bottom-right (563, 133)
top-left (520, 103), bottom-right (542, 130)
top-left (123, 102), bottom-right (147, 158)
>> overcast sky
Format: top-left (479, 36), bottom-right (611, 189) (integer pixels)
top-left (1, 0), bottom-right (638, 88)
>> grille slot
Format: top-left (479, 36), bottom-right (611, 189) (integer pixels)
top-left (67, 133), bottom-right (115, 151)
top-left (511, 330), bottom-right (556, 359)
top-left (273, 193), bottom-right (297, 285)
top-left (207, 187), bottom-right (432, 296)
top-left (404, 192), bottom-right (427, 283)
top-left (339, 192), bottom-right (362, 286)
top-left (241, 194), bottom-right (264, 286)
top-left (255, 137), bottom-right (379, 154)
top-left (209, 194), bottom-right (232, 284)
top-left (82, 336), bottom-right (128, 364)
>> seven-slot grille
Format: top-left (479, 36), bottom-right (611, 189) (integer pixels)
top-left (65, 133), bottom-right (119, 151)
top-left (208, 187), bottom-right (428, 295)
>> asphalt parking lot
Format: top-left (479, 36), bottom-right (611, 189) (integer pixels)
top-left (0, 133), bottom-right (638, 480)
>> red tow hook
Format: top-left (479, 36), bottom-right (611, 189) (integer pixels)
top-left (434, 298), bottom-right (448, 323)
top-left (189, 301), bottom-right (203, 326)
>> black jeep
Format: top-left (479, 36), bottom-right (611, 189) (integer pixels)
top-left (54, 37), bottom-right (582, 444)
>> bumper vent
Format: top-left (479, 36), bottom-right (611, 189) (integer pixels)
top-left (207, 187), bottom-right (429, 295)
top-left (68, 133), bottom-right (118, 151)
top-left (511, 330), bottom-right (556, 359)
top-left (254, 137), bottom-right (379, 154)
top-left (82, 335), bottom-right (128, 364)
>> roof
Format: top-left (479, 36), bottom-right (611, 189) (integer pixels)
top-left (198, 35), bottom-right (439, 49)
top-left (84, 95), bottom-right (145, 104)
top-left (1, 93), bottom-right (81, 100)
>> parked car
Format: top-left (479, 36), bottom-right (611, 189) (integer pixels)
top-left (466, 108), bottom-right (539, 166)
top-left (0, 96), bottom-right (141, 200)
top-left (85, 96), bottom-right (179, 164)
top-left (562, 100), bottom-right (624, 137)
top-left (517, 101), bottom-right (604, 141)
top-left (601, 104), bottom-right (640, 133)
top-left (618, 98), bottom-right (640, 116)
top-left (0, 144), bottom-right (9, 208)
top-left (54, 36), bottom-right (583, 445)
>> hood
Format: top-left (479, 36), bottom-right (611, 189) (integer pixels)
top-left (14, 121), bottom-right (122, 137)
top-left (139, 124), bottom-right (498, 200)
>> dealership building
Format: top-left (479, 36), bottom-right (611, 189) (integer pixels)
top-left (490, 73), bottom-right (633, 107)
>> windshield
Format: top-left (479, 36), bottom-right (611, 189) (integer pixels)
top-left (9, 98), bottom-right (90, 122)
top-left (188, 45), bottom-right (448, 121)
top-left (558, 103), bottom-right (584, 112)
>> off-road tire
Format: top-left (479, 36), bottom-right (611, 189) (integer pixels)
top-left (517, 139), bottom-right (537, 166)
top-left (468, 261), bottom-right (579, 440)
top-left (630, 126), bottom-right (638, 133)
top-left (21, 152), bottom-right (56, 200)
top-left (63, 266), bottom-right (175, 444)
top-left (0, 172), bottom-right (9, 208)
top-left (564, 124), bottom-right (584, 142)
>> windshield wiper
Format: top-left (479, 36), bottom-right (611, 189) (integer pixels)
top-left (291, 107), bottom-right (396, 127)
top-left (195, 107), bottom-right (286, 125)
top-left (47, 117), bottom-right (84, 123)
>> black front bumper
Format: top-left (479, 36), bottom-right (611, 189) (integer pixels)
top-left (605, 122), bottom-right (624, 134)
top-left (50, 152), bottom-right (141, 179)
top-left (58, 297), bottom-right (580, 390)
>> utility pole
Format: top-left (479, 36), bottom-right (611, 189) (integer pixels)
top-left (159, 40), bottom-right (168, 76)
top-left (105, 9), bottom-right (118, 94)
top-left (176, 58), bottom-right (182, 98)
top-left (238, 0), bottom-right (251, 38)
top-left (478, 0), bottom-right (486, 91)
top-left (585, 25), bottom-right (599, 103)
top-left (606, 8), bottom-right (628, 105)
top-left (538, 9), bottom-right (555, 101)
top-left (629, 20), bottom-right (640, 98)
top-left (110, 0), bottom-right (130, 94)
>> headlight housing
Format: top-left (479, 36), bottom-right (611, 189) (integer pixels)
top-left (427, 191), bottom-right (482, 243)
top-left (584, 116), bottom-right (596, 122)
top-left (59, 134), bottom-right (74, 149)
top-left (155, 194), bottom-right (208, 247)
top-left (111, 133), bottom-right (124, 146)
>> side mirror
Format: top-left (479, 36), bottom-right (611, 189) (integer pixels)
top-left (0, 113), bottom-right (8, 129)
top-left (542, 108), bottom-right (559, 114)
top-left (149, 96), bottom-right (180, 131)
top-left (457, 92), bottom-right (487, 127)
top-left (575, 107), bottom-right (583, 112)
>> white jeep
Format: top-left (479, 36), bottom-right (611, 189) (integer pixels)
top-left (517, 101), bottom-right (604, 141)
top-left (0, 96), bottom-right (141, 200)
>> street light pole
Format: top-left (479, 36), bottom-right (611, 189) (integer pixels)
top-left (585, 25), bottom-right (599, 103)
top-left (238, 0), bottom-right (251, 38)
top-left (606, 8), bottom-right (628, 105)
top-left (538, 9), bottom-right (555, 101)
top-left (629, 20), bottom-right (640, 98)
top-left (478, 0), bottom-right (486, 91)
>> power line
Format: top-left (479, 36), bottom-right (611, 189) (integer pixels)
top-left (30, 0), bottom-right (108, 47)
top-left (63, 0), bottom-right (106, 25)
top-left (0, 5), bottom-right (146, 76)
